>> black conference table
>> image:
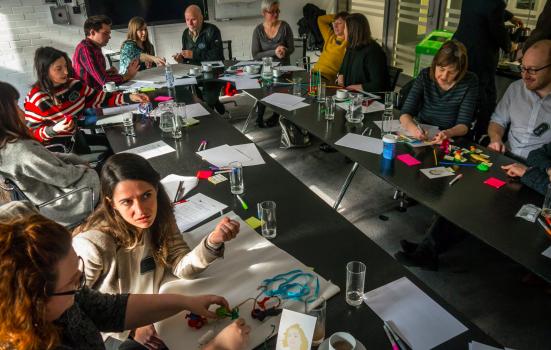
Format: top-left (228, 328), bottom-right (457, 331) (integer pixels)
top-left (102, 88), bottom-right (500, 349)
top-left (242, 82), bottom-right (551, 284)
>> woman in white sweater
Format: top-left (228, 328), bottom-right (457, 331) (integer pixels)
top-left (0, 81), bottom-right (99, 227)
top-left (73, 153), bottom-right (240, 350)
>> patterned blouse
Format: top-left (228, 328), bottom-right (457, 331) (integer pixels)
top-left (119, 40), bottom-right (153, 74)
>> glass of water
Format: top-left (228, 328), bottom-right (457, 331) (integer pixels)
top-left (345, 94), bottom-right (364, 123)
top-left (307, 299), bottom-right (326, 346)
top-left (317, 81), bottom-right (326, 102)
top-left (257, 201), bottom-right (277, 239)
top-left (229, 161), bottom-right (244, 194)
top-left (325, 96), bottom-right (335, 120)
top-left (346, 261), bottom-right (366, 307)
top-left (158, 102), bottom-right (175, 135)
top-left (292, 77), bottom-right (302, 96)
top-left (171, 103), bottom-right (186, 139)
top-left (542, 184), bottom-right (551, 219)
top-left (122, 112), bottom-right (133, 127)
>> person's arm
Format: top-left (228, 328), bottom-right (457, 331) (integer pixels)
top-left (54, 152), bottom-right (89, 165)
top-left (487, 1), bottom-right (512, 52)
top-left (252, 26), bottom-right (276, 59)
top-left (526, 143), bottom-right (551, 171)
top-left (72, 232), bottom-right (113, 287)
top-left (317, 14), bottom-right (334, 42)
top-left (282, 22), bottom-right (295, 57)
top-left (521, 167), bottom-right (550, 195)
top-left (24, 95), bottom-right (72, 143)
top-left (488, 121), bottom-right (507, 152)
top-left (362, 45), bottom-right (389, 92)
top-left (193, 25), bottom-right (224, 62)
top-left (76, 44), bottom-right (125, 87)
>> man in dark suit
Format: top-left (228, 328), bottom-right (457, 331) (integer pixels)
top-left (524, 0), bottom-right (551, 51)
top-left (453, 0), bottom-right (523, 140)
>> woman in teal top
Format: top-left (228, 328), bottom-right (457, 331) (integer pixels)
top-left (119, 17), bottom-right (166, 74)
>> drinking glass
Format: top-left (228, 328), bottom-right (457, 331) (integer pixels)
top-left (345, 94), bottom-right (363, 123)
top-left (307, 299), bottom-right (326, 346)
top-left (229, 161), bottom-right (244, 195)
top-left (542, 184), bottom-right (551, 219)
top-left (257, 201), bottom-right (277, 239)
top-left (261, 57), bottom-right (273, 80)
top-left (292, 77), bottom-right (302, 96)
top-left (346, 261), bottom-right (366, 307)
top-left (158, 102), bottom-right (175, 134)
top-left (171, 102), bottom-right (186, 139)
top-left (317, 82), bottom-right (326, 102)
top-left (122, 112), bottom-right (133, 127)
top-left (325, 96), bottom-right (335, 120)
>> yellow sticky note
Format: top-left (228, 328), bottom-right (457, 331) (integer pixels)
top-left (245, 217), bottom-right (261, 230)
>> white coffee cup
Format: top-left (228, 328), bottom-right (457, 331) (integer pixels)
top-left (272, 68), bottom-right (282, 77)
top-left (245, 65), bottom-right (259, 74)
top-left (103, 81), bottom-right (116, 92)
top-left (328, 332), bottom-right (356, 350)
top-left (190, 67), bottom-right (201, 76)
top-left (202, 64), bottom-right (212, 72)
top-left (336, 89), bottom-right (348, 100)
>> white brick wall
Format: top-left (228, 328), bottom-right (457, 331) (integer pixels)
top-left (0, 0), bottom-right (334, 99)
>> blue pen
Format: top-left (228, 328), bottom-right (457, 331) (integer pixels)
top-left (439, 162), bottom-right (477, 167)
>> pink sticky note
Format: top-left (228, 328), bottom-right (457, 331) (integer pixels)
top-left (484, 177), bottom-right (506, 189)
top-left (154, 96), bottom-right (174, 102)
top-left (397, 154), bottom-right (421, 166)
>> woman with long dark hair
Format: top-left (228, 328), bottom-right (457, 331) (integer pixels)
top-left (119, 17), bottom-right (166, 74)
top-left (73, 153), bottom-right (240, 348)
top-left (0, 210), bottom-right (250, 350)
top-left (0, 81), bottom-right (99, 227)
top-left (24, 46), bottom-right (148, 154)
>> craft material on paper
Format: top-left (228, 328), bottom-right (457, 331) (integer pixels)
top-left (161, 174), bottom-right (198, 201)
top-left (197, 144), bottom-right (252, 167)
top-left (469, 341), bottom-right (507, 350)
top-left (156, 213), bottom-right (340, 350)
top-left (208, 174), bottom-right (227, 184)
top-left (232, 143), bottom-right (265, 166)
top-left (515, 203), bottom-right (541, 223)
top-left (334, 133), bottom-right (383, 154)
top-left (173, 193), bottom-right (227, 232)
top-left (542, 246), bottom-right (551, 259)
top-left (420, 166), bottom-right (455, 179)
top-left (262, 92), bottom-right (305, 107)
top-left (397, 154), bottom-right (421, 166)
top-left (276, 309), bottom-right (317, 350)
top-left (101, 104), bottom-right (140, 116)
top-left (185, 103), bottom-right (210, 118)
top-left (364, 277), bottom-right (467, 350)
top-left (278, 65), bottom-right (306, 72)
top-left (121, 141), bottom-right (175, 159)
top-left (484, 177), bottom-right (506, 189)
top-left (373, 120), bottom-right (440, 140)
top-left (245, 216), bottom-right (261, 229)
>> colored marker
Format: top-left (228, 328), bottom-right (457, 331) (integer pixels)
top-left (383, 324), bottom-right (400, 350)
top-left (215, 170), bottom-right (232, 175)
top-left (173, 198), bottom-right (187, 206)
top-left (384, 321), bottom-right (407, 350)
top-left (173, 180), bottom-right (184, 202)
top-left (449, 173), bottom-right (463, 186)
top-left (545, 216), bottom-right (551, 227)
top-left (537, 217), bottom-right (551, 236)
top-left (236, 194), bottom-right (248, 210)
top-left (197, 140), bottom-right (207, 152)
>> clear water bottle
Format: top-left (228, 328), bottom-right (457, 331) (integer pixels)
top-left (165, 64), bottom-right (176, 97)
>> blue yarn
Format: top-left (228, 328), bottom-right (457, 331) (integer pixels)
top-left (261, 269), bottom-right (320, 303)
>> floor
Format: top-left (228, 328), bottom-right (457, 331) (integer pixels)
top-left (224, 94), bottom-right (551, 350)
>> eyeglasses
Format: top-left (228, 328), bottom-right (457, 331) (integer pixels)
top-left (47, 256), bottom-right (86, 297)
top-left (519, 62), bottom-right (551, 75)
top-left (265, 9), bottom-right (280, 15)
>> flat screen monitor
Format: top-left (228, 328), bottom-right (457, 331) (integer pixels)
top-left (84, 0), bottom-right (208, 29)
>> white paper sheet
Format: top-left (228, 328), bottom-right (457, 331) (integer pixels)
top-left (172, 193), bottom-right (227, 232)
top-left (185, 103), bottom-right (211, 118)
top-left (262, 92), bottom-right (305, 107)
top-left (156, 212), bottom-right (340, 350)
top-left (278, 65), bottom-right (306, 72)
top-left (373, 120), bottom-right (440, 140)
top-left (232, 60), bottom-right (281, 67)
top-left (101, 104), bottom-right (140, 116)
top-left (469, 341), bottom-right (506, 350)
top-left (543, 246), bottom-right (551, 259)
top-left (364, 277), bottom-right (468, 350)
top-left (197, 144), bottom-right (253, 167)
top-left (334, 133), bottom-right (383, 154)
top-left (364, 101), bottom-right (385, 113)
top-left (96, 113), bottom-right (126, 126)
top-left (132, 64), bottom-right (193, 83)
top-left (276, 310), bottom-right (317, 350)
top-left (201, 60), bottom-right (224, 67)
top-left (269, 101), bottom-right (310, 111)
top-left (160, 174), bottom-right (199, 201)
top-left (420, 166), bottom-right (456, 179)
top-left (235, 78), bottom-right (261, 90)
top-left (121, 140), bottom-right (176, 159)
top-left (232, 143), bottom-right (265, 166)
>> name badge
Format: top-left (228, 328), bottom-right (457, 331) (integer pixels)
top-left (140, 256), bottom-right (156, 274)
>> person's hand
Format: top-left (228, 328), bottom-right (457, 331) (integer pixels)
top-left (488, 140), bottom-right (506, 153)
top-left (208, 217), bottom-right (240, 245)
top-left (501, 163), bottom-right (527, 178)
top-left (53, 117), bottom-right (75, 133)
top-left (510, 16), bottom-right (524, 27)
top-left (124, 59), bottom-right (140, 81)
top-left (185, 295), bottom-right (230, 319)
top-left (275, 45), bottom-right (286, 59)
top-left (129, 93), bottom-right (150, 103)
top-left (182, 50), bottom-right (193, 59)
top-left (207, 319), bottom-right (251, 350)
top-left (153, 56), bottom-right (167, 66)
top-left (346, 84), bottom-right (363, 92)
top-left (336, 74), bottom-right (344, 86)
top-left (432, 130), bottom-right (450, 144)
top-left (172, 52), bottom-right (184, 63)
top-left (106, 66), bottom-right (118, 75)
top-left (133, 324), bottom-right (167, 350)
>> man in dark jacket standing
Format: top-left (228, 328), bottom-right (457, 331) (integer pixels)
top-left (173, 5), bottom-right (226, 115)
top-left (453, 0), bottom-right (523, 140)
top-left (524, 0), bottom-right (551, 51)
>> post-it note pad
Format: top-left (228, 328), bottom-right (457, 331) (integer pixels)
top-left (397, 153), bottom-right (421, 166)
top-left (208, 174), bottom-right (227, 184)
top-left (245, 216), bottom-right (261, 229)
top-left (484, 177), bottom-right (506, 189)
top-left (154, 96), bottom-right (174, 102)
top-left (196, 170), bottom-right (213, 179)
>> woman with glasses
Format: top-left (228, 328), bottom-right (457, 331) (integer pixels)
top-left (119, 17), bottom-right (166, 75)
top-left (251, 0), bottom-right (294, 128)
top-left (73, 153), bottom-right (240, 349)
top-left (0, 210), bottom-right (250, 350)
top-left (399, 40), bottom-right (479, 143)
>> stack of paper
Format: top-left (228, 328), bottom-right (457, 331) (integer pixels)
top-left (173, 193), bottom-right (227, 232)
top-left (364, 277), bottom-right (468, 350)
top-left (261, 92), bottom-right (309, 111)
top-left (101, 104), bottom-right (140, 116)
top-left (121, 141), bottom-right (176, 160)
top-left (201, 60), bottom-right (224, 67)
top-left (196, 143), bottom-right (265, 167)
top-left (543, 246), bottom-right (551, 259)
top-left (160, 174), bottom-right (198, 201)
top-left (219, 76), bottom-right (261, 90)
top-left (185, 103), bottom-right (210, 118)
top-left (278, 65), bottom-right (306, 72)
top-left (373, 120), bottom-right (440, 141)
top-left (334, 133), bottom-right (383, 154)
top-left (232, 60), bottom-right (280, 67)
top-left (469, 341), bottom-right (511, 350)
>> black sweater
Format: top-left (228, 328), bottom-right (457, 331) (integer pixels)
top-left (522, 143), bottom-right (551, 195)
top-left (339, 40), bottom-right (390, 93)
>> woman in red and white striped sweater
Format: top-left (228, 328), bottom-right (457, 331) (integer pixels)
top-left (24, 46), bottom-right (148, 153)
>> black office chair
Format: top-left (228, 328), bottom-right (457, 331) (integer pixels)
top-left (222, 40), bottom-right (235, 61)
top-left (106, 51), bottom-right (121, 70)
top-left (388, 66), bottom-right (403, 91)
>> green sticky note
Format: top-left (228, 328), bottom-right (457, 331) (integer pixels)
top-left (139, 87), bottom-right (156, 92)
top-left (245, 217), bottom-right (261, 229)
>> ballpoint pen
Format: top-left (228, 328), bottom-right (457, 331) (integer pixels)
top-left (173, 180), bottom-right (184, 202)
top-left (449, 173), bottom-right (463, 186)
top-left (384, 321), bottom-right (407, 350)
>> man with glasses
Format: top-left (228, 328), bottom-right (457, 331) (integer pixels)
top-left (488, 40), bottom-right (551, 159)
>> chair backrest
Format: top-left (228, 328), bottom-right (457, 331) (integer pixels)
top-left (106, 52), bottom-right (121, 70)
top-left (388, 65), bottom-right (403, 91)
top-left (0, 176), bottom-right (28, 202)
top-left (222, 40), bottom-right (234, 61)
top-left (290, 36), bottom-right (308, 68)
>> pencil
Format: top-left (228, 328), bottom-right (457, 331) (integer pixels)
top-left (433, 148), bottom-right (438, 166)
